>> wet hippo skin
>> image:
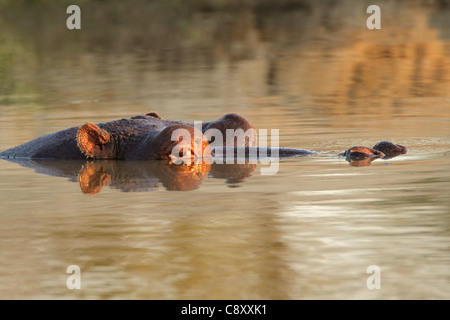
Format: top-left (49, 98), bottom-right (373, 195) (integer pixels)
top-left (340, 141), bottom-right (408, 165)
top-left (0, 113), bottom-right (253, 161)
top-left (372, 141), bottom-right (408, 159)
top-left (0, 112), bottom-right (407, 164)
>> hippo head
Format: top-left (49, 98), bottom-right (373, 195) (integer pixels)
top-left (146, 125), bottom-right (212, 163)
top-left (341, 146), bottom-right (385, 161)
top-left (76, 122), bottom-right (211, 162)
top-left (373, 141), bottom-right (408, 159)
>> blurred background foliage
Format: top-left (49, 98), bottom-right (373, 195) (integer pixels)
top-left (0, 0), bottom-right (448, 107)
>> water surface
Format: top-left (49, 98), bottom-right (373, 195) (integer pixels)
top-left (0, 0), bottom-right (449, 299)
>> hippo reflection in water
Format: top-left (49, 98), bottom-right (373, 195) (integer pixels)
top-left (5, 159), bottom-right (256, 194)
top-left (0, 113), bottom-right (408, 193)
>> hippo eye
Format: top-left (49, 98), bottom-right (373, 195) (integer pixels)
top-left (180, 149), bottom-right (191, 158)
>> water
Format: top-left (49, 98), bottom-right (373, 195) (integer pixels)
top-left (0, 0), bottom-right (449, 299)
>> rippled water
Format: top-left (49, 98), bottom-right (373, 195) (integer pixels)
top-left (0, 0), bottom-right (449, 299)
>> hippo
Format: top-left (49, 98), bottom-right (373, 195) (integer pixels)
top-left (0, 112), bottom-right (314, 162)
top-left (0, 112), bottom-right (407, 164)
top-left (340, 142), bottom-right (407, 160)
top-left (0, 112), bottom-right (217, 161)
top-left (372, 141), bottom-right (408, 159)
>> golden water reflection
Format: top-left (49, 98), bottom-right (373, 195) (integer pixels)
top-left (2, 159), bottom-right (258, 194)
top-left (0, 0), bottom-right (449, 300)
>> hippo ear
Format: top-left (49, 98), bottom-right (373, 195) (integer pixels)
top-left (78, 162), bottom-right (111, 195)
top-left (77, 123), bottom-right (111, 158)
top-left (145, 112), bottom-right (162, 119)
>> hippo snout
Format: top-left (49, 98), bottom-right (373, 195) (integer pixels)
top-left (341, 146), bottom-right (385, 161)
top-left (151, 125), bottom-right (211, 163)
top-left (373, 141), bottom-right (408, 159)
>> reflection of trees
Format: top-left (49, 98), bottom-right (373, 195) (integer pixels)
top-left (0, 0), bottom-right (448, 111)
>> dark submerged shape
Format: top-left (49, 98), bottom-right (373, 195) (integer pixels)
top-left (211, 146), bottom-right (317, 159)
